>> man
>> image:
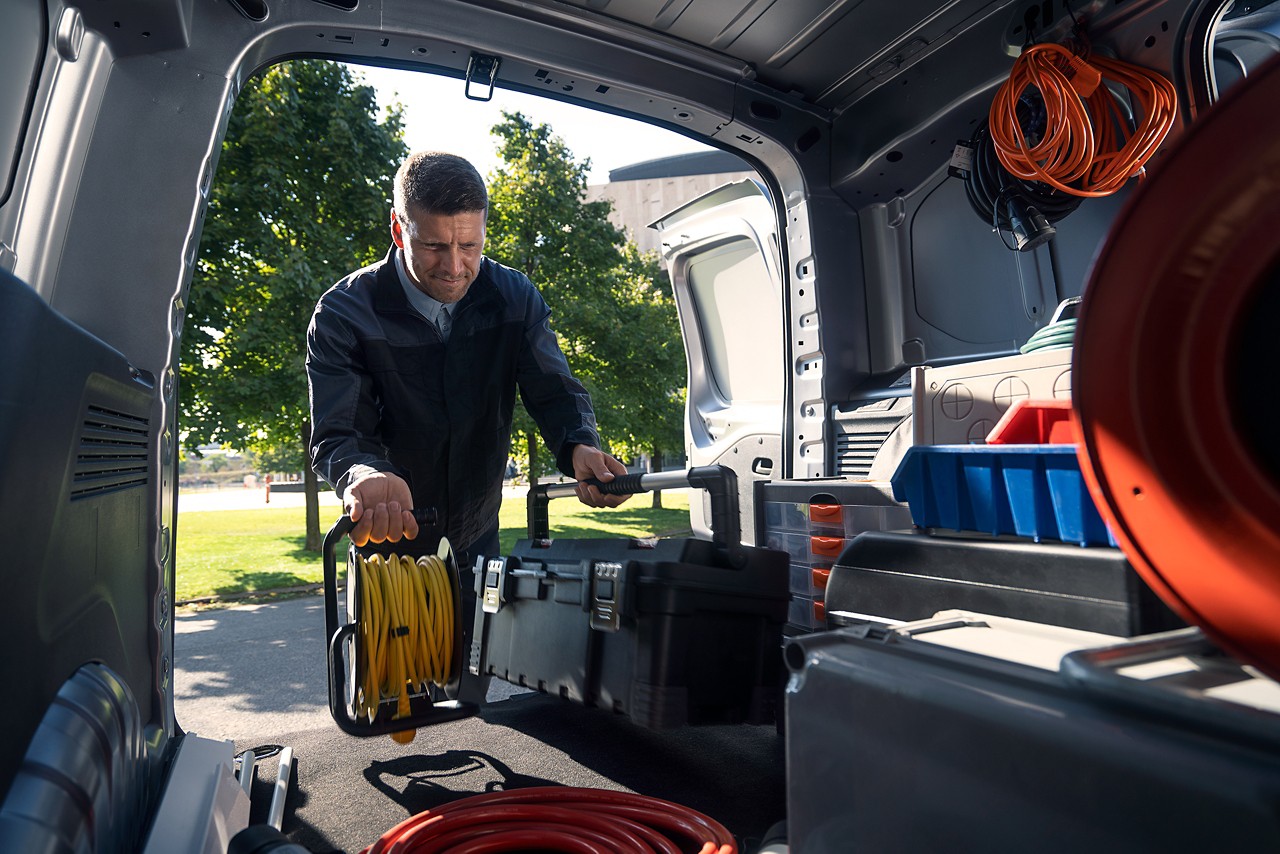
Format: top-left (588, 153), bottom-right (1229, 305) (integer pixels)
top-left (306, 151), bottom-right (628, 574)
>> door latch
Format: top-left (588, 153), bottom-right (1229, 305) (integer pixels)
top-left (465, 52), bottom-right (501, 102)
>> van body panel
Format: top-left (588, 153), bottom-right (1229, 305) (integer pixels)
top-left (654, 180), bottom-right (784, 542)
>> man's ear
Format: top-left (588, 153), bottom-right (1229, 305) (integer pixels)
top-left (390, 211), bottom-right (405, 249)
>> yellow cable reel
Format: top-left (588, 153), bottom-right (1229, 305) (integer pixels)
top-left (354, 537), bottom-right (456, 744)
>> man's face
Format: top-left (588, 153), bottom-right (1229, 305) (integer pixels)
top-left (391, 206), bottom-right (486, 304)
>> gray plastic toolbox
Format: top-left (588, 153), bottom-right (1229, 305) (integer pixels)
top-left (470, 467), bottom-right (790, 729)
top-left (784, 613), bottom-right (1280, 852)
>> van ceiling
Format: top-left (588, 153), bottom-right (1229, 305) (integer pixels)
top-left (469, 0), bottom-right (1011, 116)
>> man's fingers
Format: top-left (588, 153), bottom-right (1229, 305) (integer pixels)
top-left (402, 510), bottom-right (419, 541)
top-left (369, 502), bottom-right (390, 543)
top-left (385, 501), bottom-right (403, 543)
top-left (351, 515), bottom-right (373, 547)
top-left (347, 493), bottom-right (365, 523)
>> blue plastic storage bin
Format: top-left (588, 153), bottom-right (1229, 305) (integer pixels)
top-left (890, 445), bottom-right (1117, 547)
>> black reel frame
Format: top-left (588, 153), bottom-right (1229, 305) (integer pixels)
top-left (323, 509), bottom-right (480, 736)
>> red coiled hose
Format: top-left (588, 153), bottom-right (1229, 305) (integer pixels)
top-left (362, 787), bottom-right (738, 854)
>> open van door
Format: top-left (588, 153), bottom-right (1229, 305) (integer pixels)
top-left (652, 180), bottom-right (783, 545)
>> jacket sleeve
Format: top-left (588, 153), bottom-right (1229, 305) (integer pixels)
top-left (514, 287), bottom-right (602, 477)
top-left (305, 295), bottom-right (403, 498)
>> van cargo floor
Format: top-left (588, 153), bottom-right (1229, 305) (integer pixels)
top-left (177, 594), bottom-right (786, 853)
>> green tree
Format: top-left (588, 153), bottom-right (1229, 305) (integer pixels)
top-left (181, 60), bottom-right (406, 550)
top-left (580, 243), bottom-right (686, 508)
top-left (485, 113), bottom-right (686, 506)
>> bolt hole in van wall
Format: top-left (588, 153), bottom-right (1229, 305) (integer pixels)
top-left (1, 0), bottom-right (1279, 852)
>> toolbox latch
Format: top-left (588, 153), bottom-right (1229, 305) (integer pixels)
top-left (590, 561), bottom-right (625, 632)
top-left (482, 557), bottom-right (509, 614)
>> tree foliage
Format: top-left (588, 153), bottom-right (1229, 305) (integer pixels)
top-left (484, 113), bottom-right (686, 491)
top-left (181, 60), bottom-right (406, 549)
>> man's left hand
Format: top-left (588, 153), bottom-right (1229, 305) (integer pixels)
top-left (571, 445), bottom-right (631, 508)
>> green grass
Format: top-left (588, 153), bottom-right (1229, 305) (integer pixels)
top-left (175, 491), bottom-right (691, 603)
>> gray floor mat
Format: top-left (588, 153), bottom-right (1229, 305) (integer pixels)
top-left (252, 691), bottom-right (786, 853)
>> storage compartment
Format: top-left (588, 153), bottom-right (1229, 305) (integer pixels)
top-left (756, 480), bottom-right (913, 633)
top-left (784, 616), bottom-right (1280, 853)
top-left (790, 564), bottom-right (830, 598)
top-left (891, 444), bottom-right (1117, 546)
top-left (471, 536), bottom-right (790, 729)
top-left (787, 595), bottom-right (827, 631)
top-left (757, 480), bottom-right (913, 540)
top-left (762, 531), bottom-right (849, 566)
top-left (826, 530), bottom-right (1183, 636)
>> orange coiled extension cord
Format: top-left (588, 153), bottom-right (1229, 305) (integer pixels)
top-left (989, 41), bottom-right (1178, 197)
top-left (362, 787), bottom-right (738, 854)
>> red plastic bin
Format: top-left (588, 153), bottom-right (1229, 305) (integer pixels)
top-left (986, 399), bottom-right (1075, 445)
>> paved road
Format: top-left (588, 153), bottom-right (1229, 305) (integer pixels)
top-left (175, 595), bottom-right (331, 743)
top-left (174, 593), bottom-right (528, 745)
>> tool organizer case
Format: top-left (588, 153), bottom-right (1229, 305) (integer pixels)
top-left (470, 466), bottom-right (790, 729)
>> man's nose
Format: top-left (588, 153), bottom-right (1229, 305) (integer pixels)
top-left (442, 248), bottom-right (466, 276)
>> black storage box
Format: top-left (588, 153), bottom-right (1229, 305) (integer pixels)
top-left (470, 536), bottom-right (790, 729)
top-left (826, 530), bottom-right (1184, 636)
top-left (784, 618), bottom-right (1280, 852)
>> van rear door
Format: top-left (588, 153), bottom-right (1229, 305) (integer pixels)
top-left (652, 180), bottom-right (783, 545)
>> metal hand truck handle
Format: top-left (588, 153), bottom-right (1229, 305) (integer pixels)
top-left (526, 464), bottom-right (744, 557)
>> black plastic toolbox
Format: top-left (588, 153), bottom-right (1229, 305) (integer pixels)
top-left (826, 530), bottom-right (1184, 636)
top-left (469, 467), bottom-right (791, 729)
top-left (784, 616), bottom-right (1280, 852)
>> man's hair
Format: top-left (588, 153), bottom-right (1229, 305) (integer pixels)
top-left (394, 151), bottom-right (488, 223)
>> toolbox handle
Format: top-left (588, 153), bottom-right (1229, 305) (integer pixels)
top-left (526, 465), bottom-right (742, 551)
top-left (1060, 628), bottom-right (1280, 751)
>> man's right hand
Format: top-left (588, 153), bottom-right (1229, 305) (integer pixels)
top-left (345, 471), bottom-right (419, 547)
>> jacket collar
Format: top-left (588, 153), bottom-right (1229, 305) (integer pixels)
top-left (371, 245), bottom-right (504, 319)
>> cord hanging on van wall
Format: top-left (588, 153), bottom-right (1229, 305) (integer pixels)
top-left (955, 28), bottom-right (1178, 251)
top-left (954, 118), bottom-right (1082, 251)
top-left (989, 39), bottom-right (1178, 197)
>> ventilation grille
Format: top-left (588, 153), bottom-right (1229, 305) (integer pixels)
top-left (71, 405), bottom-right (149, 498)
top-left (835, 430), bottom-right (894, 478)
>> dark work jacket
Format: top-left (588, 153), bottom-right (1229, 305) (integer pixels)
top-left (306, 247), bottom-right (600, 552)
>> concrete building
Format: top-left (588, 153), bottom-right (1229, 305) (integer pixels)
top-left (586, 150), bottom-right (757, 259)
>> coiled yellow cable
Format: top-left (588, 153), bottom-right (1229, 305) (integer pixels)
top-left (354, 552), bottom-right (455, 742)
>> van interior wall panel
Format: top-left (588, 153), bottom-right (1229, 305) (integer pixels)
top-left (45, 58), bottom-right (228, 371)
top-left (907, 175), bottom-right (1053, 356)
top-left (0, 270), bottom-right (159, 805)
top-left (1045, 190), bottom-right (1132, 297)
top-left (0, 0), bottom-right (45, 210)
top-left (803, 197), bottom-right (867, 468)
top-left (76, 0), bottom-right (194, 56)
top-left (827, 47), bottom-right (1012, 196)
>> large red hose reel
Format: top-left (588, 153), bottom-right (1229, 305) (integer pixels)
top-left (1074, 55), bottom-right (1280, 680)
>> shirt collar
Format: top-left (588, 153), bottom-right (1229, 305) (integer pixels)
top-left (394, 248), bottom-right (451, 324)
